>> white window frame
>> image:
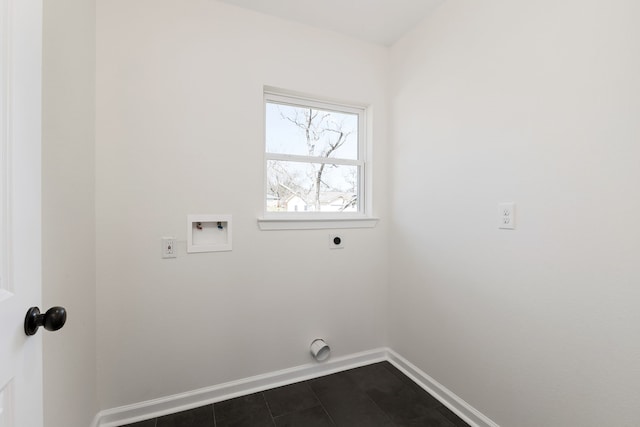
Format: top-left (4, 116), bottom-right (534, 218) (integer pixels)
top-left (259, 88), bottom-right (378, 230)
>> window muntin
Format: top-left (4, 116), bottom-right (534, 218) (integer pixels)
top-left (265, 92), bottom-right (365, 216)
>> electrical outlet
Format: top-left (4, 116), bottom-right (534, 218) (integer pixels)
top-left (329, 234), bottom-right (344, 249)
top-left (161, 237), bottom-right (177, 258)
top-left (499, 203), bottom-right (515, 230)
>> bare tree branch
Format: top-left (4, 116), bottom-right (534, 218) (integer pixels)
top-left (273, 105), bottom-right (356, 211)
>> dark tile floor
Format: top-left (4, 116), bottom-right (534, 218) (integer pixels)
top-left (122, 362), bottom-right (469, 427)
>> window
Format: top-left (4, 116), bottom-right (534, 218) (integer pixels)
top-left (264, 90), bottom-right (368, 224)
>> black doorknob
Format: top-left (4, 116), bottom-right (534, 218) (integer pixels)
top-left (24, 306), bottom-right (67, 336)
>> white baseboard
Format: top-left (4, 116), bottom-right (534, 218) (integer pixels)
top-left (93, 348), bottom-right (387, 427)
top-left (92, 347), bottom-right (499, 427)
top-left (386, 349), bottom-right (499, 427)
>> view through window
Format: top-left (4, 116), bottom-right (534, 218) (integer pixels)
top-left (265, 92), bottom-right (365, 215)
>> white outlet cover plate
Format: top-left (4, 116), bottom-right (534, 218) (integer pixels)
top-left (499, 202), bottom-right (515, 230)
top-left (329, 234), bottom-right (344, 249)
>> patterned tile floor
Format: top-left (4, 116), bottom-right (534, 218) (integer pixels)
top-left (122, 361), bottom-right (469, 427)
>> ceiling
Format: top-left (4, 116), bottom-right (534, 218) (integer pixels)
top-left (217, 0), bottom-right (444, 46)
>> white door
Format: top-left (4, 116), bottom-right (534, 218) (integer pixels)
top-left (0, 0), bottom-right (44, 426)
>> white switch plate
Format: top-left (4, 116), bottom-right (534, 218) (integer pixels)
top-left (499, 203), bottom-right (516, 230)
top-left (161, 237), bottom-right (177, 258)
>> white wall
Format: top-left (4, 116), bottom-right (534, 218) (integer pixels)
top-left (95, 0), bottom-right (389, 409)
top-left (389, 1), bottom-right (640, 426)
top-left (42, 0), bottom-right (98, 426)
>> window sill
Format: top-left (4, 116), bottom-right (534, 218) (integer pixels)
top-left (257, 217), bottom-right (379, 231)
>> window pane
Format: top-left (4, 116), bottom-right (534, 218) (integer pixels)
top-left (265, 102), bottom-right (358, 160)
top-left (267, 160), bottom-right (358, 212)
